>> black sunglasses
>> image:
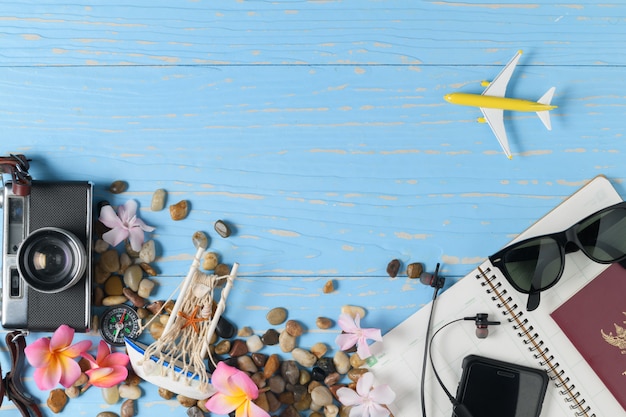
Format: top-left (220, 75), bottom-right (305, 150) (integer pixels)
top-left (489, 201), bottom-right (626, 311)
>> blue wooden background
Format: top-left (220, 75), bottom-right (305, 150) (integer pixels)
top-left (1, 1), bottom-right (625, 415)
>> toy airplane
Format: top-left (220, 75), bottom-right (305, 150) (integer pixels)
top-left (444, 50), bottom-right (557, 159)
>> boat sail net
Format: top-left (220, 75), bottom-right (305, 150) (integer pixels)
top-left (127, 245), bottom-right (237, 399)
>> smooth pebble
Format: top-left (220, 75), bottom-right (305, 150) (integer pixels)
top-left (279, 330), bottom-right (296, 352)
top-left (214, 219), bottom-right (232, 238)
top-left (151, 188), bottom-right (166, 211)
top-left (137, 278), bottom-right (155, 298)
top-left (121, 399), bottom-right (135, 417)
top-left (192, 231), bottom-right (209, 249)
top-left (47, 389), bottom-right (68, 413)
top-left (266, 307), bottom-right (287, 325)
top-left (316, 317), bottom-right (333, 329)
top-left (246, 334), bottom-right (264, 352)
top-left (187, 406), bottom-right (204, 417)
top-left (285, 319), bottom-right (303, 337)
top-left (292, 348), bottom-right (317, 368)
top-left (310, 386), bottom-right (333, 407)
top-left (341, 305), bottom-right (366, 319)
top-left (124, 265), bottom-right (143, 292)
top-left (139, 240), bottom-right (156, 263)
top-left (104, 275), bottom-right (124, 296)
top-left (119, 383), bottom-right (141, 400)
top-left (170, 200), bottom-right (189, 221)
top-left (94, 239), bottom-right (110, 253)
top-left (109, 180), bottom-right (128, 194)
top-left (202, 252), bottom-right (219, 270)
top-left (102, 295), bottom-right (128, 307)
top-left (333, 351), bottom-right (351, 374)
top-left (102, 385), bottom-right (120, 404)
top-left (310, 342), bottom-right (328, 358)
top-left (100, 249), bottom-right (120, 273)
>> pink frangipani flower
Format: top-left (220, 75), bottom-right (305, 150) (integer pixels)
top-left (205, 361), bottom-right (269, 417)
top-left (82, 340), bottom-right (129, 388)
top-left (24, 324), bottom-right (92, 390)
top-left (99, 199), bottom-right (155, 251)
top-left (337, 371), bottom-right (396, 417)
top-left (335, 313), bottom-right (382, 359)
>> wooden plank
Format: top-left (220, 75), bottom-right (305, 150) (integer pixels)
top-left (0, 1), bottom-right (624, 66)
top-left (1, 64), bottom-right (624, 282)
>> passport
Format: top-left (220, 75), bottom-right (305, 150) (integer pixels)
top-left (551, 262), bottom-right (626, 411)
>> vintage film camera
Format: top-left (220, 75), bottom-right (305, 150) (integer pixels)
top-left (0, 155), bottom-right (92, 332)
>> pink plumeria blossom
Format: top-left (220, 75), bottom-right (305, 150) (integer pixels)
top-left (337, 372), bottom-right (396, 417)
top-left (24, 324), bottom-right (92, 390)
top-left (205, 362), bottom-right (269, 417)
top-left (82, 340), bottom-right (129, 388)
top-left (335, 313), bottom-right (382, 359)
top-left (99, 199), bottom-right (155, 251)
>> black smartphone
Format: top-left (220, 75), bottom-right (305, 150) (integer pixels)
top-left (454, 355), bottom-right (549, 417)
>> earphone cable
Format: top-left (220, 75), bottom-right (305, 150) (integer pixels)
top-left (429, 318), bottom-right (465, 403)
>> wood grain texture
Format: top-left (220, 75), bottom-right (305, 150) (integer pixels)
top-left (0, 1), bottom-right (624, 415)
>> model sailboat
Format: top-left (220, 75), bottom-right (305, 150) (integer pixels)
top-left (125, 245), bottom-right (237, 400)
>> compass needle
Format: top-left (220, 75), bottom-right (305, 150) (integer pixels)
top-left (100, 305), bottom-right (141, 346)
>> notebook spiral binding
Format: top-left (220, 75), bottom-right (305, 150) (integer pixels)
top-left (476, 266), bottom-right (595, 417)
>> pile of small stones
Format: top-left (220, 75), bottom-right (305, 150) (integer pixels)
top-left (149, 304), bottom-right (370, 417)
top-left (87, 184), bottom-right (374, 417)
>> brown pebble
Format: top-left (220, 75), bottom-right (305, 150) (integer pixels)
top-left (120, 399), bottom-right (135, 417)
top-left (47, 389), bottom-right (68, 413)
top-left (100, 249), bottom-right (121, 273)
top-left (158, 387), bottom-right (174, 400)
top-left (123, 287), bottom-right (146, 307)
top-left (139, 262), bottom-right (158, 276)
top-left (109, 180), bottom-right (128, 194)
top-left (285, 319), bottom-right (303, 337)
top-left (266, 391), bottom-right (281, 413)
top-left (315, 317), bottom-right (333, 329)
top-left (104, 275), bottom-right (124, 296)
top-left (347, 367), bottom-right (369, 382)
top-left (214, 219), bottom-right (232, 238)
top-left (177, 394), bottom-right (196, 407)
top-left (146, 300), bottom-right (165, 315)
top-left (254, 391), bottom-right (270, 413)
top-left (251, 352), bottom-right (268, 368)
top-left (214, 263), bottom-right (231, 277)
top-left (93, 287), bottom-right (104, 307)
top-left (278, 391), bottom-right (295, 405)
top-left (169, 200), bottom-right (189, 221)
top-left (229, 339), bottom-right (248, 357)
top-left (323, 279), bottom-right (335, 294)
top-left (406, 262), bottom-right (423, 279)
top-left (386, 258), bottom-right (401, 278)
top-left (163, 300), bottom-right (175, 314)
top-left (263, 354), bottom-right (280, 379)
top-left (324, 372), bottom-right (341, 386)
top-left (202, 252), bottom-right (219, 270)
top-left (261, 328), bottom-right (280, 345)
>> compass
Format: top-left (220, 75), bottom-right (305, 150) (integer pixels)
top-left (100, 304), bottom-right (141, 346)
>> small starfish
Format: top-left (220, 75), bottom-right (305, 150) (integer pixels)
top-left (178, 305), bottom-right (208, 333)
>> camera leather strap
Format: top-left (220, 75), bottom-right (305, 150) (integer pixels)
top-left (1, 331), bottom-right (42, 417)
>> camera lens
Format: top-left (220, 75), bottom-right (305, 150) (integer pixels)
top-left (17, 227), bottom-right (87, 293)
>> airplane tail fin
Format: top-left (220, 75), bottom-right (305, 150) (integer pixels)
top-left (536, 87), bottom-right (556, 130)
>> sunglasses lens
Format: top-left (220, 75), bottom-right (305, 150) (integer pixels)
top-left (576, 206), bottom-right (626, 262)
top-left (501, 237), bottom-right (563, 292)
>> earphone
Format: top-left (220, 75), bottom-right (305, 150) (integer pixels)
top-left (419, 264), bottom-right (501, 417)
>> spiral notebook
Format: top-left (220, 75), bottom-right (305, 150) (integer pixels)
top-left (368, 175), bottom-right (624, 417)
